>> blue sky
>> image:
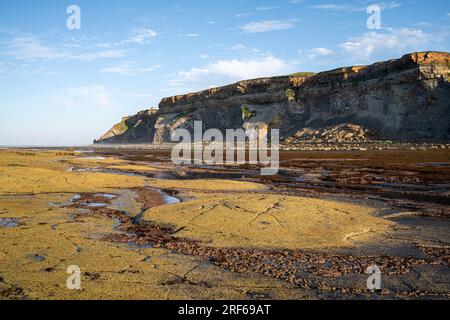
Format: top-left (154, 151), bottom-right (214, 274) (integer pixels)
top-left (0, 0), bottom-right (449, 146)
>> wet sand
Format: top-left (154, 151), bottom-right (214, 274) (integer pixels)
top-left (0, 148), bottom-right (448, 299)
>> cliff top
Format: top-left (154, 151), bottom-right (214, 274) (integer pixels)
top-left (158, 51), bottom-right (449, 109)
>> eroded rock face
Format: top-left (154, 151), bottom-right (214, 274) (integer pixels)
top-left (95, 109), bottom-right (159, 144)
top-left (95, 52), bottom-right (450, 144)
top-left (285, 124), bottom-right (378, 144)
top-left (290, 52), bottom-right (450, 141)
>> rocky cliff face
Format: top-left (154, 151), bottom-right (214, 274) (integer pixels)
top-left (95, 52), bottom-right (450, 144)
top-left (94, 109), bottom-right (159, 144)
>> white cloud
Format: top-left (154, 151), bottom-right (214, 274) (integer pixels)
top-left (178, 67), bottom-right (211, 80)
top-left (165, 55), bottom-right (294, 95)
top-left (100, 63), bottom-right (160, 76)
top-left (208, 56), bottom-right (291, 78)
top-left (228, 44), bottom-right (262, 53)
top-left (186, 33), bottom-right (199, 37)
top-left (308, 47), bottom-right (334, 59)
top-left (298, 27), bottom-right (445, 67)
top-left (257, 6), bottom-right (278, 11)
top-left (311, 4), bottom-right (356, 11)
top-left (5, 35), bottom-right (64, 60)
top-left (240, 20), bottom-right (295, 33)
top-left (310, 2), bottom-right (401, 12)
top-left (229, 44), bottom-right (248, 51)
top-left (236, 12), bottom-right (252, 18)
top-left (375, 1), bottom-right (401, 10)
top-left (71, 50), bottom-right (127, 61)
top-left (58, 85), bottom-right (111, 108)
top-left (126, 28), bottom-right (157, 44)
top-left (338, 28), bottom-right (435, 60)
top-left (309, 47), bottom-right (334, 56)
top-left (375, 2), bottom-right (402, 10)
top-left (3, 34), bottom-right (127, 61)
top-left (176, 55), bottom-right (293, 84)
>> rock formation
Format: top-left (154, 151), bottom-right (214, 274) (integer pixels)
top-left (95, 52), bottom-right (450, 144)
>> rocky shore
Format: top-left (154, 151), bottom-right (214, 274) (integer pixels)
top-left (1, 148), bottom-right (449, 299)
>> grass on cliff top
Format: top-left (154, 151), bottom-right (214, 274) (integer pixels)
top-left (114, 118), bottom-right (129, 135)
top-left (291, 72), bottom-right (316, 77)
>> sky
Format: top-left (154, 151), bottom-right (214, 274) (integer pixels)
top-left (0, 0), bottom-right (449, 146)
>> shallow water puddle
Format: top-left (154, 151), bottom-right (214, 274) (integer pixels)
top-left (158, 190), bottom-right (181, 204)
top-left (82, 202), bottom-right (108, 208)
top-left (70, 194), bottom-right (81, 202)
top-left (67, 167), bottom-right (101, 173)
top-left (0, 218), bottom-right (19, 228)
top-left (27, 253), bottom-right (45, 262)
top-left (163, 194), bottom-right (181, 204)
top-left (94, 194), bottom-right (118, 200)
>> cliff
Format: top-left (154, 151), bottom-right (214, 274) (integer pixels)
top-left (94, 109), bottom-right (159, 144)
top-left (95, 52), bottom-right (450, 144)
